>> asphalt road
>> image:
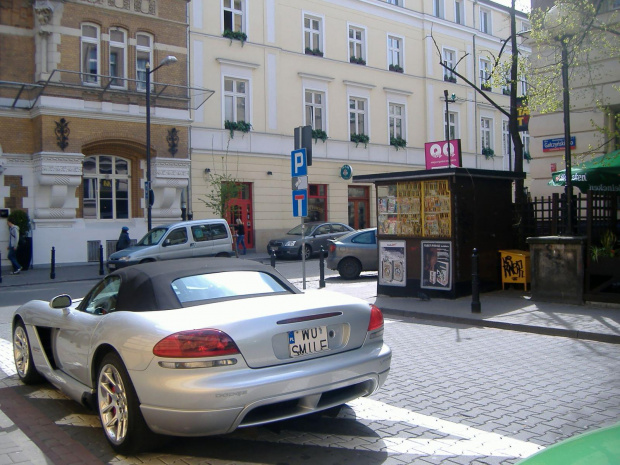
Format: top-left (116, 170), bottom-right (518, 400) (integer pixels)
top-left (1, 262), bottom-right (619, 465)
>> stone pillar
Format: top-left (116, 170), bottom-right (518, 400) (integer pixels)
top-left (150, 157), bottom-right (190, 224)
top-left (527, 236), bottom-right (587, 305)
top-left (33, 152), bottom-right (83, 221)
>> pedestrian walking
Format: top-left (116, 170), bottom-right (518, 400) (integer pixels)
top-left (235, 218), bottom-right (246, 255)
top-left (116, 226), bottom-right (131, 251)
top-left (7, 219), bottom-right (22, 274)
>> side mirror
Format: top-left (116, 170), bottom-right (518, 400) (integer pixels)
top-left (50, 294), bottom-right (72, 309)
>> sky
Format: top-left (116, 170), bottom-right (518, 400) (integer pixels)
top-left (494, 0), bottom-right (532, 13)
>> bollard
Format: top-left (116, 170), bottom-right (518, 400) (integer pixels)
top-left (50, 246), bottom-right (56, 279)
top-left (270, 250), bottom-right (276, 268)
top-left (99, 244), bottom-right (105, 275)
top-left (319, 246), bottom-right (325, 288)
top-left (471, 248), bottom-right (481, 313)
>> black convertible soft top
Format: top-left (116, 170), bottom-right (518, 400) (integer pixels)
top-left (109, 257), bottom-right (299, 312)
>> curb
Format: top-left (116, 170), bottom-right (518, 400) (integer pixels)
top-left (382, 308), bottom-right (620, 345)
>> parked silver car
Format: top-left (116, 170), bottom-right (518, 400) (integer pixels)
top-left (12, 257), bottom-right (391, 454)
top-left (326, 228), bottom-right (378, 279)
top-left (267, 222), bottom-right (354, 260)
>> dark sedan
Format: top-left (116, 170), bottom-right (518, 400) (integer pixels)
top-left (267, 222), bottom-right (354, 260)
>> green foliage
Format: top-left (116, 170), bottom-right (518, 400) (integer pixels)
top-left (224, 120), bottom-right (252, 139)
top-left (590, 230), bottom-right (617, 261)
top-left (305, 47), bottom-right (323, 57)
top-left (312, 129), bottom-right (328, 143)
top-left (350, 133), bottom-right (370, 148)
top-left (390, 136), bottom-right (407, 150)
top-left (350, 56), bottom-right (366, 65)
top-left (200, 169), bottom-right (241, 219)
top-left (223, 29), bottom-right (247, 43)
top-left (524, 151), bottom-right (532, 162)
top-left (7, 210), bottom-right (30, 236)
top-left (482, 146), bottom-right (495, 159)
top-left (390, 64), bottom-right (404, 73)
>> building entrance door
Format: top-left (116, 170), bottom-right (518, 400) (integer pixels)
top-left (348, 185), bottom-right (370, 229)
top-left (227, 183), bottom-right (254, 250)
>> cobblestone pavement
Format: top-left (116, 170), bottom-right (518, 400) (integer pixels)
top-left (1, 315), bottom-right (619, 465)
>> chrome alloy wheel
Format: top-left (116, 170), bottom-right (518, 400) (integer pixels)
top-left (13, 325), bottom-right (30, 378)
top-left (98, 363), bottom-right (129, 445)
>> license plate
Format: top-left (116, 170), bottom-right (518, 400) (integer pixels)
top-left (288, 326), bottom-right (329, 357)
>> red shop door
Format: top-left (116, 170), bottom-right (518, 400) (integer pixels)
top-left (227, 183), bottom-right (254, 249)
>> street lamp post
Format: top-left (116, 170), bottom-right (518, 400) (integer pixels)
top-left (444, 89), bottom-right (455, 168)
top-left (145, 55), bottom-right (177, 231)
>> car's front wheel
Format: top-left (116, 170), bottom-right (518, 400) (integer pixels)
top-left (299, 244), bottom-right (312, 260)
top-left (338, 257), bottom-right (362, 279)
top-left (97, 353), bottom-right (156, 454)
top-left (13, 320), bottom-right (43, 384)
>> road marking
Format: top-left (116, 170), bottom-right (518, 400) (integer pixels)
top-left (0, 338), bottom-right (16, 376)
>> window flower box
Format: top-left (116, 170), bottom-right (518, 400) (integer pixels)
top-left (312, 129), bottom-right (328, 143)
top-left (305, 47), bottom-right (323, 57)
top-left (223, 29), bottom-right (247, 44)
top-left (482, 146), bottom-right (495, 159)
top-left (389, 64), bottom-right (404, 73)
top-left (350, 56), bottom-right (366, 66)
top-left (224, 120), bottom-right (252, 139)
top-left (351, 133), bottom-right (369, 148)
top-left (390, 136), bottom-right (407, 150)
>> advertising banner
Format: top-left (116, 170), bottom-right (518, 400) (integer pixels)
top-left (424, 140), bottom-right (462, 169)
top-left (421, 241), bottom-right (452, 291)
top-left (379, 240), bottom-right (406, 287)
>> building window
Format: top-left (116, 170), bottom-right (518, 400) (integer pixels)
top-left (522, 131), bottom-right (530, 156)
top-left (479, 58), bottom-right (491, 89)
top-left (502, 120), bottom-right (510, 157)
top-left (520, 76), bottom-right (528, 96)
top-left (305, 90), bottom-right (325, 131)
top-left (81, 24), bottom-right (100, 85)
top-left (443, 48), bottom-right (456, 81)
top-left (481, 117), bottom-right (493, 151)
top-left (445, 111), bottom-right (458, 140)
top-left (304, 14), bottom-right (323, 55)
top-left (480, 8), bottom-right (491, 34)
top-left (224, 77), bottom-right (248, 123)
top-left (348, 26), bottom-right (366, 63)
top-left (223, 0), bottom-right (244, 33)
top-left (308, 184), bottom-right (328, 222)
top-left (349, 97), bottom-right (367, 136)
top-left (389, 103), bottom-right (404, 139)
top-left (136, 33), bottom-right (152, 92)
top-left (502, 73), bottom-right (511, 95)
top-left (434, 0), bottom-right (444, 18)
top-left (385, 0), bottom-right (401, 5)
top-left (109, 28), bottom-right (126, 88)
top-left (455, 0), bottom-right (464, 24)
top-left (387, 35), bottom-right (403, 70)
top-left (83, 156), bottom-right (130, 220)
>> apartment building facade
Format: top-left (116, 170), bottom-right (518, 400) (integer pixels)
top-left (0, 0), bottom-right (191, 265)
top-left (189, 0), bottom-right (530, 252)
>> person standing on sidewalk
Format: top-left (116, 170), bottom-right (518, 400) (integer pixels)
top-left (116, 226), bottom-right (131, 251)
top-left (235, 218), bottom-right (246, 255)
top-left (7, 219), bottom-right (22, 274)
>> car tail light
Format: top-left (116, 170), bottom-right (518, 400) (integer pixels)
top-left (368, 304), bottom-right (384, 331)
top-left (329, 243), bottom-right (336, 254)
top-left (153, 329), bottom-right (240, 358)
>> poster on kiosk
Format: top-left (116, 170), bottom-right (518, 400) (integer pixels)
top-left (424, 139), bottom-right (462, 169)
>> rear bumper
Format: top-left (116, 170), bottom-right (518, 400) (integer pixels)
top-left (135, 341), bottom-right (391, 436)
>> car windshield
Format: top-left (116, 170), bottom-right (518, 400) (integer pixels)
top-left (171, 271), bottom-right (291, 304)
top-left (137, 227), bottom-right (168, 246)
top-left (286, 224), bottom-right (316, 236)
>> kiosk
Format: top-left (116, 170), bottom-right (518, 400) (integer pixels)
top-left (353, 168), bottom-right (526, 299)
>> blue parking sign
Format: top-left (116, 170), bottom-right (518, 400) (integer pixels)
top-left (292, 189), bottom-right (308, 217)
top-left (291, 149), bottom-right (307, 177)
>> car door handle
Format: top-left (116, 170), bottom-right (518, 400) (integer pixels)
top-left (190, 243), bottom-right (196, 247)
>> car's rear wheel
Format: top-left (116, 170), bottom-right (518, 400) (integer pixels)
top-left (299, 244), bottom-right (312, 260)
top-left (13, 320), bottom-right (43, 384)
top-left (338, 257), bottom-right (362, 279)
top-left (97, 353), bottom-right (155, 454)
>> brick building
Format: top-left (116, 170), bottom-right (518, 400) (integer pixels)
top-left (1, 0), bottom-right (193, 266)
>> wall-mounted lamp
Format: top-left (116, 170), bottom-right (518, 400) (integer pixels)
top-left (204, 168), bottom-right (211, 174)
top-left (267, 171), bottom-right (273, 175)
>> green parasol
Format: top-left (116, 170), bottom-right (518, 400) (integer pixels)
top-left (549, 150), bottom-right (620, 194)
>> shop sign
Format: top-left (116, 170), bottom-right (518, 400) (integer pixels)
top-left (424, 139), bottom-right (462, 169)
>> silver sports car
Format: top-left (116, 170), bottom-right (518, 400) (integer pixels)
top-left (12, 258), bottom-right (391, 454)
